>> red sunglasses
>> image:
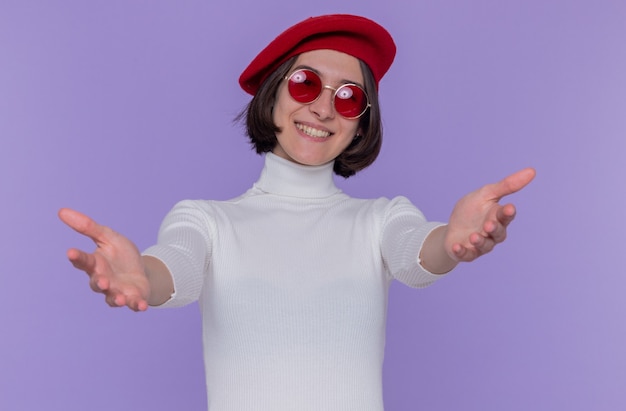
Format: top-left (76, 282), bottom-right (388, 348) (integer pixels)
top-left (285, 69), bottom-right (371, 120)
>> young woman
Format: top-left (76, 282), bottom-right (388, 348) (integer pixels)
top-left (59, 14), bottom-right (535, 410)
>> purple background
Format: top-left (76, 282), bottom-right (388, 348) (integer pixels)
top-left (1, 1), bottom-right (625, 410)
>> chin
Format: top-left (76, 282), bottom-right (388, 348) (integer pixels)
top-left (291, 155), bottom-right (334, 167)
top-left (276, 146), bottom-right (335, 167)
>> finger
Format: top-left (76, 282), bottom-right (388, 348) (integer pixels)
top-left (484, 219), bottom-right (508, 243)
top-left (105, 292), bottom-right (126, 308)
top-left (467, 233), bottom-right (496, 258)
top-left (58, 208), bottom-right (110, 245)
top-left (136, 300), bottom-right (149, 312)
top-left (452, 243), bottom-right (478, 262)
top-left (488, 168), bottom-right (536, 201)
top-left (451, 243), bottom-right (469, 261)
top-left (469, 232), bottom-right (486, 249)
top-left (474, 235), bottom-right (496, 255)
top-left (484, 204), bottom-right (516, 242)
top-left (106, 289), bottom-right (147, 312)
top-left (90, 274), bottom-right (110, 293)
top-left (496, 203), bottom-right (517, 226)
top-left (67, 249), bottom-right (113, 293)
top-left (67, 248), bottom-right (97, 272)
top-left (127, 296), bottom-right (149, 312)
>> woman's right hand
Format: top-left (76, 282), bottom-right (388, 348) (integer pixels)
top-left (58, 208), bottom-right (151, 311)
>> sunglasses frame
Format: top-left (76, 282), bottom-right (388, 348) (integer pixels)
top-left (284, 68), bottom-right (371, 120)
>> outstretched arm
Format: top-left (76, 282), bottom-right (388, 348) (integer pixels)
top-left (419, 168), bottom-right (536, 274)
top-left (58, 208), bottom-right (174, 311)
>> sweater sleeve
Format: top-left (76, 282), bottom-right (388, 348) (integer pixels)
top-left (142, 200), bottom-right (214, 308)
top-left (380, 196), bottom-right (450, 288)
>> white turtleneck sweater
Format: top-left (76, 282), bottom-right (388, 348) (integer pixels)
top-left (143, 153), bottom-right (447, 411)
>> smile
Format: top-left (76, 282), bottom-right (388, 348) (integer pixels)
top-left (296, 123), bottom-right (332, 138)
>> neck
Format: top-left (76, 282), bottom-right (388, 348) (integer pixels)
top-left (253, 153), bottom-right (341, 199)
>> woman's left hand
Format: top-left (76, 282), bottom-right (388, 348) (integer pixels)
top-left (444, 167), bottom-right (536, 263)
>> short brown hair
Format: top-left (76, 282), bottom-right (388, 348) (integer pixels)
top-left (238, 56), bottom-right (383, 178)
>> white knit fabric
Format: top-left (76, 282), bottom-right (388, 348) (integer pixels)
top-left (143, 153), bottom-right (448, 411)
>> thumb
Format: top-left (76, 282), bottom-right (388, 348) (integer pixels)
top-left (58, 208), bottom-right (108, 244)
top-left (490, 167), bottom-right (536, 200)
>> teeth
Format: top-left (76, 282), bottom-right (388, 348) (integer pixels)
top-left (296, 123), bottom-right (331, 138)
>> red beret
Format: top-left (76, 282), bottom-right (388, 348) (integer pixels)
top-left (239, 14), bottom-right (396, 95)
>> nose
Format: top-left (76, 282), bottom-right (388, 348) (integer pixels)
top-left (308, 86), bottom-right (335, 120)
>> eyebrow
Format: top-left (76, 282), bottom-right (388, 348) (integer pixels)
top-left (292, 64), bottom-right (366, 89)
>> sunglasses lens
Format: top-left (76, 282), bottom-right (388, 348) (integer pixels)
top-left (287, 69), bottom-right (322, 104)
top-left (334, 85), bottom-right (368, 119)
top-left (286, 69), bottom-right (369, 119)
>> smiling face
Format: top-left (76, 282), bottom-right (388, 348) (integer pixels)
top-left (271, 49), bottom-right (364, 166)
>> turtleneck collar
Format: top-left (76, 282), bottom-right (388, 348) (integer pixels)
top-left (253, 153), bottom-right (342, 199)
